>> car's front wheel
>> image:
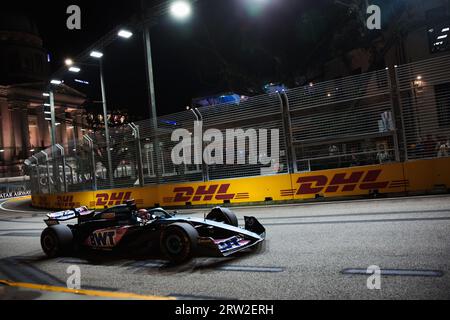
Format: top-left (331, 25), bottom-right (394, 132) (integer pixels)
top-left (41, 225), bottom-right (73, 258)
top-left (160, 223), bottom-right (198, 264)
top-left (206, 207), bottom-right (239, 227)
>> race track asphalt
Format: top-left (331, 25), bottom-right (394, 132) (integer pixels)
top-left (0, 195), bottom-right (449, 300)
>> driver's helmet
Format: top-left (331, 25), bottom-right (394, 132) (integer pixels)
top-left (137, 209), bottom-right (151, 220)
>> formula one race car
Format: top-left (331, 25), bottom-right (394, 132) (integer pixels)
top-left (40, 201), bottom-right (265, 263)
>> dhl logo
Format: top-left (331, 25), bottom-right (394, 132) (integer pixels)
top-left (55, 195), bottom-right (77, 208)
top-left (282, 169), bottom-right (390, 196)
top-left (164, 184), bottom-right (250, 203)
top-left (95, 192), bottom-right (132, 207)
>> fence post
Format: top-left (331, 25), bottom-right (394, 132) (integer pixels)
top-left (191, 108), bottom-right (208, 182)
top-left (40, 151), bottom-right (51, 194)
top-left (67, 164), bottom-right (75, 186)
top-left (56, 144), bottom-right (67, 193)
top-left (278, 92), bottom-right (297, 173)
top-left (129, 123), bottom-right (145, 187)
top-left (83, 135), bottom-right (97, 191)
top-left (31, 155), bottom-right (40, 194)
top-left (390, 66), bottom-right (409, 162)
top-left (386, 67), bottom-right (401, 162)
top-left (49, 146), bottom-right (60, 194)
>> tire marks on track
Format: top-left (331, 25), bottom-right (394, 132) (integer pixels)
top-left (0, 256), bottom-right (64, 286)
top-left (0, 232), bottom-right (40, 237)
top-left (56, 257), bottom-right (286, 274)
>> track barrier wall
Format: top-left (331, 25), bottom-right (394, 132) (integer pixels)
top-left (31, 158), bottom-right (450, 210)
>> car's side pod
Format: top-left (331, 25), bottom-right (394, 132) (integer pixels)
top-left (244, 216), bottom-right (266, 237)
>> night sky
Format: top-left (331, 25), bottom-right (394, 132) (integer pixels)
top-left (3, 0), bottom-right (358, 119)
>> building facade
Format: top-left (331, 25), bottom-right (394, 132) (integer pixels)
top-left (0, 12), bottom-right (86, 186)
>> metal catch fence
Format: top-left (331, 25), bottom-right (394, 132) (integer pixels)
top-left (26, 55), bottom-right (450, 195)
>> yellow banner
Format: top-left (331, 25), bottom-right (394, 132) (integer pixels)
top-left (289, 162), bottom-right (407, 200)
top-left (31, 158), bottom-right (450, 210)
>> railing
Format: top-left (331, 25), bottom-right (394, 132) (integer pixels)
top-left (395, 55), bottom-right (450, 160)
top-left (25, 55), bottom-right (450, 195)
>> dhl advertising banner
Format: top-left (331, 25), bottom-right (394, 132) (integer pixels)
top-left (31, 175), bottom-right (292, 209)
top-left (31, 158), bottom-right (450, 210)
top-left (157, 174), bottom-right (293, 207)
top-left (289, 162), bottom-right (407, 200)
top-left (32, 186), bottom-right (158, 210)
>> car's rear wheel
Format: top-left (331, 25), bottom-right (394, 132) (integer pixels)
top-left (41, 225), bottom-right (73, 258)
top-left (160, 223), bottom-right (198, 264)
top-left (206, 207), bottom-right (239, 227)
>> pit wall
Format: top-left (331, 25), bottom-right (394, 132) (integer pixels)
top-left (31, 158), bottom-right (450, 210)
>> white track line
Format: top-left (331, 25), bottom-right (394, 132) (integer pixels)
top-left (0, 198), bottom-right (48, 215)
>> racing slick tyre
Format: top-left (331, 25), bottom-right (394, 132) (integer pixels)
top-left (40, 225), bottom-right (74, 258)
top-left (206, 207), bottom-right (238, 227)
top-left (160, 223), bottom-right (198, 264)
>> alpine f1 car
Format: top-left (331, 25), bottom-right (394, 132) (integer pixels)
top-left (40, 201), bottom-right (266, 263)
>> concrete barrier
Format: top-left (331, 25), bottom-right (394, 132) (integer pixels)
top-left (31, 158), bottom-right (450, 210)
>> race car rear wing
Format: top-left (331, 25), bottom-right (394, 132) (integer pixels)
top-left (44, 207), bottom-right (94, 226)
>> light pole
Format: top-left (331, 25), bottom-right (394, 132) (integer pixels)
top-left (141, 0), bottom-right (194, 184)
top-left (44, 80), bottom-right (62, 192)
top-left (68, 125), bottom-right (77, 153)
top-left (46, 80), bottom-right (62, 147)
top-left (49, 90), bottom-right (57, 147)
top-left (142, 24), bottom-right (161, 184)
top-left (66, 52), bottom-right (114, 188)
top-left (98, 58), bottom-right (115, 188)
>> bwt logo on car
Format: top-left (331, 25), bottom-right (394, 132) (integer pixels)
top-left (292, 169), bottom-right (389, 196)
top-left (95, 192), bottom-right (132, 206)
top-left (89, 230), bottom-right (116, 248)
